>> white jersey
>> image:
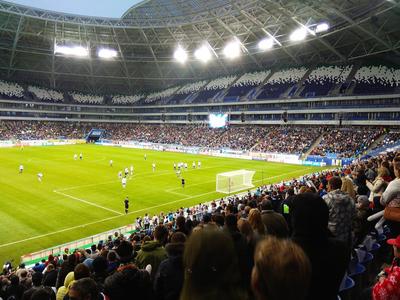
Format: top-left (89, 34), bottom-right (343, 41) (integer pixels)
top-left (198, 161), bottom-right (201, 168)
top-left (109, 160), bottom-right (113, 166)
top-left (124, 168), bottom-right (129, 175)
top-left (192, 162), bottom-right (196, 168)
top-left (118, 171), bottom-right (122, 178)
top-left (37, 173), bottom-right (43, 181)
top-left (152, 163), bottom-right (156, 171)
top-left (184, 163), bottom-right (188, 169)
top-left (74, 154), bottom-right (78, 160)
top-left (19, 165), bottom-right (24, 172)
top-left (79, 153), bottom-right (83, 159)
top-left (122, 177), bottom-right (127, 187)
top-left (130, 166), bottom-right (134, 175)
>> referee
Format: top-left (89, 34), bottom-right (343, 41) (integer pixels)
top-left (124, 196), bottom-right (129, 214)
top-left (181, 178), bottom-right (185, 188)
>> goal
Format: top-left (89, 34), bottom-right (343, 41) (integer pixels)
top-left (216, 170), bottom-right (256, 194)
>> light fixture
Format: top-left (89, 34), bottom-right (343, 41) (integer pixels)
top-left (315, 22), bottom-right (330, 33)
top-left (194, 45), bottom-right (212, 63)
top-left (98, 48), bottom-right (118, 59)
top-left (289, 28), bottom-right (308, 41)
top-left (223, 39), bottom-right (241, 59)
top-left (54, 45), bottom-right (89, 57)
top-left (258, 38), bottom-right (274, 51)
top-left (174, 46), bottom-right (188, 63)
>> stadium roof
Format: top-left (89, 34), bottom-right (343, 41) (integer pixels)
top-left (0, 0), bottom-right (399, 94)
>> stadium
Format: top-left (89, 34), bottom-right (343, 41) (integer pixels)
top-left (0, 0), bottom-right (399, 299)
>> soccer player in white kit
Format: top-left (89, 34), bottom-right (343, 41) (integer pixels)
top-left (198, 161), bottom-right (201, 168)
top-left (144, 154), bottom-right (147, 160)
top-left (184, 163), bottom-right (188, 170)
top-left (109, 159), bottom-right (113, 167)
top-left (192, 161), bottom-right (196, 169)
top-left (37, 172), bottom-right (43, 182)
top-left (118, 171), bottom-right (122, 179)
top-left (74, 154), bottom-right (78, 160)
top-left (152, 163), bottom-right (156, 172)
top-left (19, 164), bottom-right (24, 174)
top-left (124, 167), bottom-right (129, 176)
top-left (130, 165), bottom-right (134, 176)
top-left (122, 177), bottom-right (127, 189)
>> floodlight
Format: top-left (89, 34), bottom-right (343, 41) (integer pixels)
top-left (289, 28), bottom-right (308, 41)
top-left (54, 45), bottom-right (89, 57)
top-left (258, 38), bottom-right (274, 51)
top-left (174, 46), bottom-right (188, 63)
top-left (223, 39), bottom-right (241, 59)
top-left (194, 45), bottom-right (212, 63)
top-left (98, 48), bottom-right (118, 59)
top-left (315, 22), bottom-right (330, 33)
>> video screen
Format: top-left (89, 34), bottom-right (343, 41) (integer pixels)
top-left (209, 113), bottom-right (228, 128)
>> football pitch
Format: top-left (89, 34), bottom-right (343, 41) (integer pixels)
top-left (0, 144), bottom-right (325, 263)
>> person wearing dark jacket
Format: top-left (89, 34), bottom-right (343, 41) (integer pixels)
top-left (154, 232), bottom-right (186, 300)
top-left (291, 193), bottom-right (350, 300)
top-left (5, 275), bottom-right (25, 300)
top-left (260, 199), bottom-right (289, 238)
top-left (42, 264), bottom-right (57, 287)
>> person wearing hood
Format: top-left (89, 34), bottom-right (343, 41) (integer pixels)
top-left (323, 176), bottom-right (355, 247)
top-left (135, 225), bottom-right (168, 280)
top-left (291, 193), bottom-right (350, 300)
top-left (154, 232), bottom-right (186, 300)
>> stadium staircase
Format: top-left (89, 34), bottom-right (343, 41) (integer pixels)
top-left (331, 63), bottom-right (360, 96)
top-left (300, 132), bottom-right (325, 160)
top-left (365, 132), bottom-right (387, 153)
top-left (247, 71), bottom-right (274, 101)
top-left (288, 68), bottom-right (314, 98)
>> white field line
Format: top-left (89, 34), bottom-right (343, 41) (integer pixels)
top-left (0, 190), bottom-right (216, 249)
top-left (0, 166), bottom-right (316, 248)
top-left (53, 190), bottom-right (123, 216)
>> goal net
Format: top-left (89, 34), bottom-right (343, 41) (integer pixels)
top-left (216, 170), bottom-right (256, 194)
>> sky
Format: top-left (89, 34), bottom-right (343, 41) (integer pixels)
top-left (7, 0), bottom-right (143, 18)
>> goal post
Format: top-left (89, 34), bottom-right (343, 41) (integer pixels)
top-left (216, 170), bottom-right (256, 194)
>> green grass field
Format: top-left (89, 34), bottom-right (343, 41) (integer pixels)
top-left (0, 144), bottom-right (325, 263)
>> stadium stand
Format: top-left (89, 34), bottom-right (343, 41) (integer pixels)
top-left (28, 86), bottom-right (64, 102)
top-left (0, 80), bottom-right (24, 99)
top-left (70, 92), bottom-right (104, 104)
top-left (353, 65), bottom-right (400, 95)
top-left (111, 94), bottom-right (144, 105)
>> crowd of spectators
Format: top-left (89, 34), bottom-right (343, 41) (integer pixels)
top-left (1, 121), bottom-right (395, 158)
top-left (1, 148), bottom-right (400, 300)
top-left (28, 86), bottom-right (64, 103)
top-left (253, 126), bottom-right (323, 154)
top-left (0, 121), bottom-right (91, 140)
top-left (311, 127), bottom-right (383, 158)
top-left (372, 131), bottom-right (400, 150)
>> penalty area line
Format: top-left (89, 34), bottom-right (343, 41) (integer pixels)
top-left (53, 190), bottom-right (123, 216)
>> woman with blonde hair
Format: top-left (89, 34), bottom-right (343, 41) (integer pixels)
top-left (367, 167), bottom-right (389, 202)
top-left (341, 175), bottom-right (356, 200)
top-left (248, 208), bottom-right (265, 237)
